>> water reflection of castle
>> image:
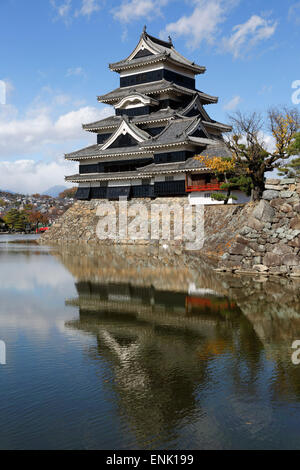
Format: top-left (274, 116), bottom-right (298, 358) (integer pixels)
top-left (66, 280), bottom-right (268, 448)
top-left (50, 243), bottom-right (300, 448)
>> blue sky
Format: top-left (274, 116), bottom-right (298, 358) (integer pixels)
top-left (0, 0), bottom-right (299, 193)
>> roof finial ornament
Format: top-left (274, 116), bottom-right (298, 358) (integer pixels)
top-left (168, 35), bottom-right (173, 45)
top-left (143, 25), bottom-right (147, 34)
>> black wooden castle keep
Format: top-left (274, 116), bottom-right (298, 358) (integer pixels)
top-left (65, 28), bottom-right (231, 201)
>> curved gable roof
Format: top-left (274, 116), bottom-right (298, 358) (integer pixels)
top-left (101, 118), bottom-right (150, 150)
top-left (109, 30), bottom-right (206, 75)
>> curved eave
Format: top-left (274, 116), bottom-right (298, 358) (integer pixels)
top-left (141, 133), bottom-right (216, 151)
top-left (141, 141), bottom-right (188, 150)
top-left (97, 92), bottom-right (218, 106)
top-left (82, 124), bottom-right (118, 133)
top-left (97, 84), bottom-right (195, 105)
top-left (199, 94), bottom-right (218, 105)
top-left (82, 116), bottom-right (173, 133)
top-left (202, 121), bottom-right (232, 132)
top-left (65, 150), bottom-right (154, 161)
top-left (109, 55), bottom-right (206, 75)
top-left (65, 173), bottom-right (143, 182)
top-left (65, 166), bottom-right (209, 183)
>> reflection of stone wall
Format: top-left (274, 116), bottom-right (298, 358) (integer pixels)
top-left (53, 244), bottom-right (224, 293)
top-left (55, 244), bottom-right (300, 350)
top-left (218, 273), bottom-right (300, 346)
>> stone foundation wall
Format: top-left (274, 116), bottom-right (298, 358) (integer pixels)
top-left (40, 196), bottom-right (248, 255)
top-left (41, 179), bottom-right (300, 276)
top-left (219, 178), bottom-right (300, 276)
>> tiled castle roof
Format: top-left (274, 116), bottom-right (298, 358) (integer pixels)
top-left (97, 81), bottom-right (218, 105)
top-left (109, 31), bottom-right (206, 75)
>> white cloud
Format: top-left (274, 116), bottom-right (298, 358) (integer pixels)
top-left (288, 2), bottom-right (300, 24)
top-left (222, 15), bottom-right (277, 59)
top-left (51, 0), bottom-right (101, 22)
top-left (112, 0), bottom-right (168, 24)
top-left (0, 86), bottom-right (112, 193)
top-left (0, 159), bottom-right (77, 194)
top-left (50, 0), bottom-right (72, 23)
top-left (259, 131), bottom-right (276, 153)
top-left (75, 0), bottom-right (101, 17)
top-left (0, 79), bottom-right (14, 105)
top-left (223, 95), bottom-right (241, 111)
top-left (0, 104), bottom-right (112, 157)
top-left (66, 67), bottom-right (86, 77)
top-left (161, 0), bottom-right (236, 49)
top-left (258, 84), bottom-right (273, 95)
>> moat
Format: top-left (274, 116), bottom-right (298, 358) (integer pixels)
top-left (1, 235), bottom-right (300, 450)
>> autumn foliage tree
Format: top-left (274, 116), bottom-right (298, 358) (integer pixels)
top-left (228, 107), bottom-right (300, 200)
top-left (195, 155), bottom-right (252, 204)
top-left (59, 187), bottom-right (77, 199)
top-left (27, 211), bottom-right (49, 229)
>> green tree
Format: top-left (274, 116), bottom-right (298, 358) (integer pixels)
top-left (14, 212), bottom-right (27, 232)
top-left (211, 175), bottom-right (252, 205)
top-left (195, 155), bottom-right (252, 204)
top-left (3, 209), bottom-right (26, 232)
top-left (278, 132), bottom-right (300, 177)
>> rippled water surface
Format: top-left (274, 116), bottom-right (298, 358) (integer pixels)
top-left (0, 235), bottom-right (300, 449)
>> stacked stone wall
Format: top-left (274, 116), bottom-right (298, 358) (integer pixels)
top-left (41, 179), bottom-right (300, 276)
top-left (219, 178), bottom-right (300, 276)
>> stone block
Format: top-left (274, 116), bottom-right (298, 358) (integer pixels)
top-left (280, 191), bottom-right (293, 198)
top-left (272, 244), bottom-right (294, 255)
top-left (291, 267), bottom-right (300, 276)
top-left (229, 243), bottom-right (248, 255)
top-left (239, 226), bottom-right (251, 236)
top-left (253, 264), bottom-right (269, 272)
top-left (288, 236), bottom-right (300, 248)
top-left (283, 254), bottom-right (300, 266)
top-left (265, 185), bottom-right (283, 191)
top-left (290, 217), bottom-right (300, 230)
top-left (293, 204), bottom-right (300, 214)
top-left (263, 253), bottom-right (283, 266)
top-left (280, 203), bottom-right (292, 213)
top-left (262, 190), bottom-right (279, 200)
top-left (252, 199), bottom-right (275, 222)
top-left (280, 178), bottom-right (295, 184)
top-left (236, 236), bottom-right (250, 245)
top-left (247, 217), bottom-right (264, 231)
top-left (265, 179), bottom-right (280, 185)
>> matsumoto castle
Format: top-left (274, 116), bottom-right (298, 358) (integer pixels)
top-left (66, 28), bottom-right (247, 205)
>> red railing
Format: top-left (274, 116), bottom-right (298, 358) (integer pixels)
top-left (185, 183), bottom-right (222, 192)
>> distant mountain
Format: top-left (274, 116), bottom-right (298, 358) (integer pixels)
top-left (1, 189), bottom-right (16, 194)
top-left (42, 185), bottom-right (67, 198)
